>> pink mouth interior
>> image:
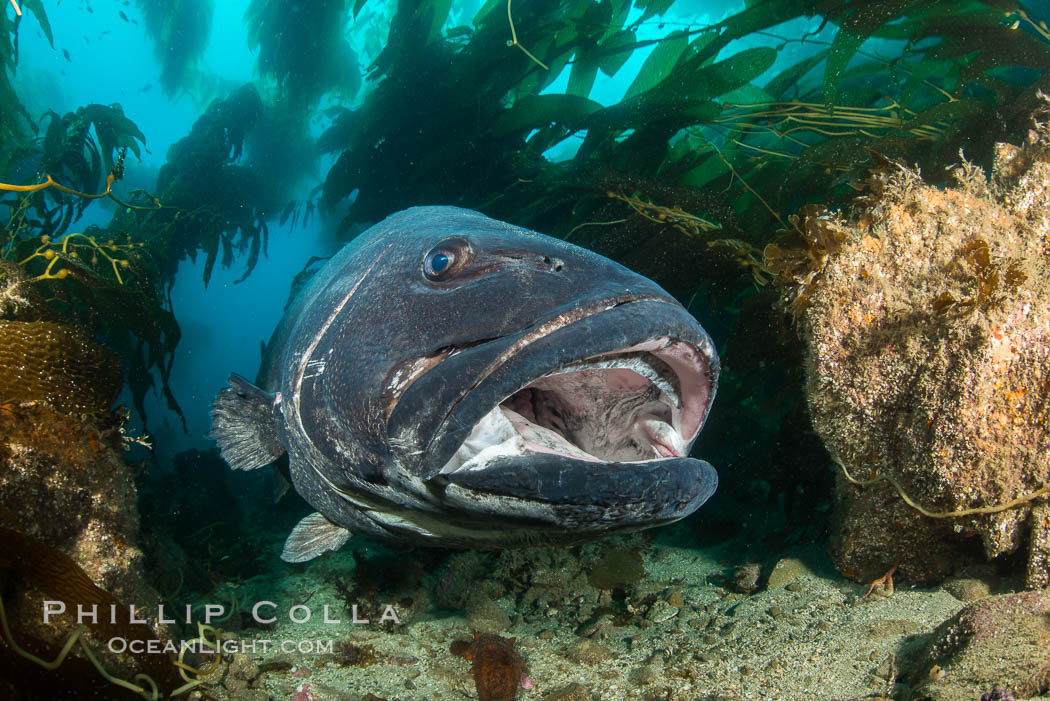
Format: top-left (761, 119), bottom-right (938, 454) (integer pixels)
top-left (439, 337), bottom-right (714, 474)
top-left (614, 337), bottom-right (711, 444)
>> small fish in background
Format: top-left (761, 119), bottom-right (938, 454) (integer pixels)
top-left (119, 10), bottom-right (128, 22)
top-left (137, 83), bottom-right (152, 93)
top-left (62, 48), bottom-right (71, 61)
top-left (100, 29), bottom-right (111, 36)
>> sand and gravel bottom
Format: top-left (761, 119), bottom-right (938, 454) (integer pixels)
top-left (174, 539), bottom-right (1050, 701)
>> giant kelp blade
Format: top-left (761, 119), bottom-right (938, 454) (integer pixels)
top-left (678, 151), bottom-right (730, 191)
top-left (871, 1), bottom-right (1007, 41)
top-left (18, 0), bottom-right (54, 47)
top-left (418, 0), bottom-right (453, 45)
top-left (0, 526), bottom-right (181, 693)
top-left (568, 51), bottom-right (600, 98)
top-left (896, 98), bottom-right (987, 138)
top-left (764, 50), bottom-right (828, 98)
top-left (824, 29), bottom-right (869, 106)
top-left (899, 57), bottom-right (958, 108)
top-left (633, 0), bottom-right (674, 25)
top-left (472, 0), bottom-right (503, 26)
top-left (564, 0), bottom-right (620, 98)
top-left (585, 45), bottom-right (774, 132)
top-left (80, 103), bottom-right (147, 170)
top-left (822, 0), bottom-right (925, 104)
top-left (586, 94), bottom-right (722, 132)
top-left (695, 0), bottom-right (812, 67)
top-left (493, 94), bottom-right (604, 135)
top-left (597, 29), bottom-right (636, 77)
top-left (321, 149), bottom-right (358, 215)
top-left (677, 46), bottom-right (778, 102)
top-left (317, 107), bottom-right (354, 154)
top-left (622, 30), bottom-right (688, 100)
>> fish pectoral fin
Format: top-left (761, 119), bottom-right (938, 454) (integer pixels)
top-left (281, 512), bottom-right (352, 563)
top-left (210, 373), bottom-right (284, 470)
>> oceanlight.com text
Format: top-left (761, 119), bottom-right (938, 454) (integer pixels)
top-left (106, 637), bottom-right (335, 656)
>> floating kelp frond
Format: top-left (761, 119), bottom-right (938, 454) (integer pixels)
top-left (118, 84), bottom-right (269, 287)
top-left (320, 0), bottom-right (1050, 250)
top-left (136, 0), bottom-right (215, 97)
top-left (246, 0), bottom-right (360, 108)
top-left (0, 105), bottom-right (147, 240)
top-left (0, 0), bottom-right (51, 171)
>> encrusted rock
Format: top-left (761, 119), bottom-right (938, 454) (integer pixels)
top-left (630, 663), bottom-right (660, 685)
top-left (542, 682), bottom-right (595, 701)
top-left (465, 593), bottom-right (512, 633)
top-left (909, 591), bottom-right (1050, 700)
top-left (646, 599), bottom-right (679, 623)
top-left (766, 557), bottom-right (814, 589)
top-left (942, 577), bottom-right (993, 603)
top-left (730, 563), bottom-right (762, 593)
top-left (773, 99), bottom-right (1050, 586)
top-left (229, 652), bottom-right (261, 681)
top-left (0, 398), bottom-right (172, 692)
top-left (0, 402), bottom-right (160, 616)
top-left (564, 638), bottom-right (613, 665)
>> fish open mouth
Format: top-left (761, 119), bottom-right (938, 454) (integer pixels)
top-left (377, 295), bottom-right (719, 536)
top-left (438, 336), bottom-right (714, 474)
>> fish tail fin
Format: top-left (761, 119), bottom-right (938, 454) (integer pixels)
top-left (210, 373), bottom-right (285, 470)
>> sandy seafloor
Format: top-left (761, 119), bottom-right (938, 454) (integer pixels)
top-left (179, 537), bottom-right (1050, 701)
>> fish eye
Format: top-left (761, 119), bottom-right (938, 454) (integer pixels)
top-left (429, 251), bottom-right (451, 274)
top-left (423, 238), bottom-right (471, 282)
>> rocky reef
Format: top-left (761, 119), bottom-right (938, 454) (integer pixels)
top-left (0, 310), bottom-right (177, 694)
top-left (909, 590), bottom-right (1050, 700)
top-left (770, 98), bottom-right (1050, 587)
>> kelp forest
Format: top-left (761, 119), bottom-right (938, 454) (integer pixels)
top-left (2, 0), bottom-right (1050, 698)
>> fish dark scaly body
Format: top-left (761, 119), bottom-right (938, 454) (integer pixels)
top-left (210, 206), bottom-right (719, 561)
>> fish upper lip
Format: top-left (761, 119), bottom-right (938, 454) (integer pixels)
top-left (435, 293), bottom-right (671, 416)
top-left (382, 294), bottom-right (667, 420)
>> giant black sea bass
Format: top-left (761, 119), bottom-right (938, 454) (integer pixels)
top-left (210, 206), bottom-right (719, 562)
